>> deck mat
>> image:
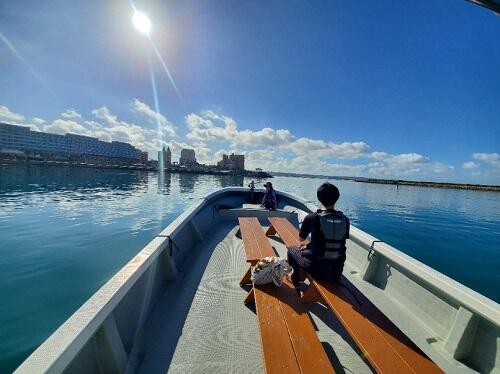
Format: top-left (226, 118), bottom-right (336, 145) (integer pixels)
top-left (136, 222), bottom-right (372, 374)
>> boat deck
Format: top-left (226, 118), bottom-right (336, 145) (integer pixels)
top-left (136, 221), bottom-right (372, 373)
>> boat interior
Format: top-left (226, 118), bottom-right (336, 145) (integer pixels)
top-left (16, 188), bottom-right (500, 374)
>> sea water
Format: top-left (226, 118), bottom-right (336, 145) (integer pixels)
top-left (0, 165), bottom-right (499, 372)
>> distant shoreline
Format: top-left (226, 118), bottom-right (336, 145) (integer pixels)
top-left (269, 171), bottom-right (499, 192)
top-left (160, 166), bottom-right (272, 179)
top-left (2, 161), bottom-right (497, 191)
top-left (0, 158), bottom-right (272, 179)
top-left (355, 178), bottom-right (500, 192)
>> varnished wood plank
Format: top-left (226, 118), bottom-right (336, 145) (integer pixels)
top-left (238, 217), bottom-right (275, 263)
top-left (253, 284), bottom-right (302, 374)
top-left (313, 279), bottom-right (417, 373)
top-left (239, 217), bottom-right (335, 373)
top-left (335, 279), bottom-right (443, 374)
top-left (276, 278), bottom-right (335, 374)
top-left (268, 217), bottom-right (304, 246)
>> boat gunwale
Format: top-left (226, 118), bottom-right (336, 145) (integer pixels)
top-left (14, 192), bottom-right (213, 373)
top-left (349, 226), bottom-right (500, 325)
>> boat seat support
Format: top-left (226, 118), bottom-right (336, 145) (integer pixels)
top-left (94, 314), bottom-right (128, 374)
top-left (160, 241), bottom-right (178, 280)
top-left (190, 221), bottom-right (204, 242)
top-left (444, 306), bottom-right (479, 360)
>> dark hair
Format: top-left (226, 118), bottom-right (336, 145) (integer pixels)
top-left (317, 183), bottom-right (340, 207)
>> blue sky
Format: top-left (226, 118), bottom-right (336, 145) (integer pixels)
top-left (0, 0), bottom-right (499, 183)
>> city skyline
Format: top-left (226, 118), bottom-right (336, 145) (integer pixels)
top-left (0, 1), bottom-right (499, 183)
top-left (1, 121), bottom-right (250, 173)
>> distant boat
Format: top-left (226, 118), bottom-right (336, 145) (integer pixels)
top-left (16, 188), bottom-right (500, 373)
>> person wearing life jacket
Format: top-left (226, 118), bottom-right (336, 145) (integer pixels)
top-left (287, 182), bottom-right (350, 293)
top-left (261, 182), bottom-right (278, 210)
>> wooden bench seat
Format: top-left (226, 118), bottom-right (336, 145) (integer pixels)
top-left (236, 217), bottom-right (276, 285)
top-left (267, 216), bottom-right (443, 374)
top-left (245, 279), bottom-right (335, 374)
top-left (237, 216), bottom-right (335, 374)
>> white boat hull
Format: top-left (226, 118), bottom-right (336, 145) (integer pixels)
top-left (15, 188), bottom-right (500, 373)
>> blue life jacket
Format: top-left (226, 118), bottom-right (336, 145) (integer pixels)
top-left (264, 190), bottom-right (276, 208)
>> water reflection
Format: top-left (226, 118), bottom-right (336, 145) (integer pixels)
top-left (178, 172), bottom-right (200, 193)
top-left (157, 171), bottom-right (172, 195)
top-left (216, 174), bottom-right (244, 188)
top-left (0, 164), bottom-right (148, 194)
top-left (0, 165), bottom-right (499, 373)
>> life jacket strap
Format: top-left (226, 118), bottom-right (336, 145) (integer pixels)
top-left (320, 251), bottom-right (342, 260)
top-left (324, 241), bottom-right (342, 249)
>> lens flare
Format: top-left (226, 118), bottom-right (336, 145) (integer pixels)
top-left (132, 11), bottom-right (151, 34)
top-left (129, 2), bottom-right (183, 103)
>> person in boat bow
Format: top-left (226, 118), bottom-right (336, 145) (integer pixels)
top-left (261, 182), bottom-right (278, 210)
top-left (248, 180), bottom-right (255, 203)
top-left (287, 182), bottom-right (350, 293)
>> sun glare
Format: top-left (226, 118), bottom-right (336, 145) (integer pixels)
top-left (132, 11), bottom-right (152, 34)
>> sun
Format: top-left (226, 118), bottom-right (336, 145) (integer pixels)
top-left (132, 11), bottom-right (152, 34)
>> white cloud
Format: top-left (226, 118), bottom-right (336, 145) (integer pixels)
top-left (84, 102), bottom-right (178, 156)
top-left (242, 150), bottom-right (369, 176)
top-left (238, 145), bottom-right (453, 178)
top-left (44, 119), bottom-right (91, 136)
top-left (371, 152), bottom-right (428, 163)
top-left (0, 105), bottom-right (24, 123)
top-left (186, 110), bottom-right (369, 159)
top-left (390, 153), bottom-right (428, 164)
top-left (186, 111), bottom-right (294, 147)
top-left (473, 152), bottom-right (500, 168)
top-left (32, 117), bottom-right (46, 125)
top-left (184, 110), bottom-right (456, 178)
top-left (364, 151), bottom-right (453, 175)
top-left (60, 109), bottom-right (82, 119)
top-left (463, 161), bottom-right (478, 170)
top-left (371, 151), bottom-right (389, 160)
top-left (130, 99), bottom-right (177, 137)
top-left (287, 138), bottom-right (369, 159)
top-left (186, 112), bottom-right (239, 142)
top-left (92, 106), bottom-right (119, 126)
top-left (239, 127), bottom-right (294, 147)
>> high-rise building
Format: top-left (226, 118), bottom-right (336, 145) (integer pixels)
top-left (217, 153), bottom-right (245, 171)
top-left (179, 148), bottom-right (196, 166)
top-left (166, 147), bottom-right (171, 166)
top-left (157, 146), bottom-right (172, 168)
top-left (0, 122), bottom-right (143, 160)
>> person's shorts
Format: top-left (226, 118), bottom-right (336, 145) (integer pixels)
top-left (287, 246), bottom-right (344, 281)
top-left (287, 246), bottom-right (313, 268)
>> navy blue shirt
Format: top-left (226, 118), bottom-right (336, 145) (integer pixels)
top-left (262, 190), bottom-right (277, 209)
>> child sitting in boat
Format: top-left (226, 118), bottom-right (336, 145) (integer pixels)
top-left (261, 182), bottom-right (278, 210)
top-left (287, 182), bottom-right (350, 293)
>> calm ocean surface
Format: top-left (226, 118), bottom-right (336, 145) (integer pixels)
top-left (0, 165), bottom-right (499, 372)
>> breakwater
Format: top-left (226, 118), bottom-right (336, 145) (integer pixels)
top-left (356, 178), bottom-right (500, 192)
